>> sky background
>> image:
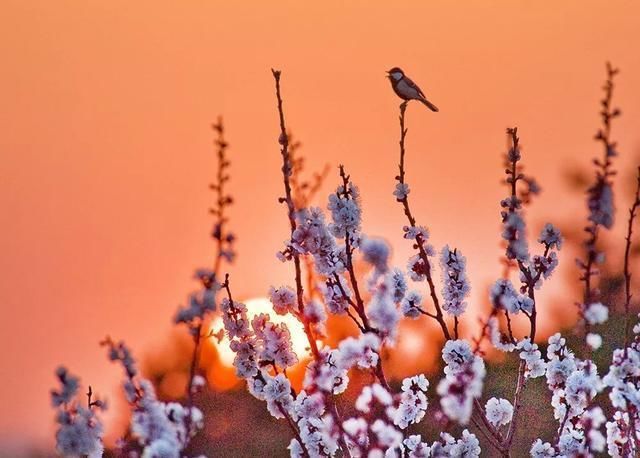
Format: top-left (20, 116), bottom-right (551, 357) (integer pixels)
top-left (1, 0), bottom-right (640, 454)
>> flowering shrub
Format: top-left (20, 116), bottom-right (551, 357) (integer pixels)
top-left (51, 64), bottom-right (640, 457)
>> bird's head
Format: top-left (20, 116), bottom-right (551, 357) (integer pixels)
top-left (386, 67), bottom-right (404, 81)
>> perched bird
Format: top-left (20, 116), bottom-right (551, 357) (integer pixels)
top-left (386, 67), bottom-right (439, 112)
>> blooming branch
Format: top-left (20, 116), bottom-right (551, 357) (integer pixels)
top-left (395, 101), bottom-right (451, 340)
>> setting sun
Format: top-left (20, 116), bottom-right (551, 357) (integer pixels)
top-left (3, 1), bottom-right (640, 456)
top-left (209, 297), bottom-right (311, 367)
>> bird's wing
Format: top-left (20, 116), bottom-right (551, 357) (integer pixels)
top-left (404, 75), bottom-right (426, 98)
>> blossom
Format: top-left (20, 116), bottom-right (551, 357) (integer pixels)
top-left (252, 313), bottom-right (299, 368)
top-left (323, 276), bottom-right (351, 314)
top-left (441, 429), bottom-right (481, 457)
top-left (400, 290), bottom-right (423, 318)
top-left (488, 317), bottom-right (516, 352)
top-left (532, 251), bottom-right (559, 280)
top-left (51, 366), bottom-right (80, 407)
top-left (367, 276), bottom-right (400, 339)
top-left (438, 340), bottom-right (485, 424)
top-left (292, 207), bottom-right (344, 275)
top-left (403, 225), bottom-right (429, 241)
top-left (538, 223), bottom-right (563, 250)
top-left (142, 439), bottom-right (179, 458)
top-left (51, 368), bottom-right (105, 458)
top-left (304, 300), bottom-right (327, 331)
top-left (440, 245), bottom-right (470, 316)
top-left (328, 182), bottom-right (362, 238)
top-left (371, 419), bottom-right (403, 451)
top-left (586, 333), bottom-right (603, 350)
top-left (393, 182), bottom-right (410, 200)
top-left (389, 268), bottom-right (407, 303)
top-left (518, 339), bottom-right (546, 379)
top-left (546, 357), bottom-right (577, 390)
top-left (174, 285), bottom-right (217, 326)
top-left (337, 333), bottom-right (380, 371)
top-left (393, 375), bottom-right (429, 429)
top-left (220, 298), bottom-right (251, 340)
top-left (263, 373), bottom-right (295, 419)
top-left (501, 210), bottom-right (530, 262)
top-left (288, 438), bottom-right (304, 458)
top-left (403, 435), bottom-right (432, 457)
top-left (294, 391), bottom-right (325, 419)
top-left (129, 380), bottom-right (187, 456)
top-left (442, 340), bottom-right (474, 374)
top-left (355, 383), bottom-right (392, 413)
top-left (343, 417), bottom-right (369, 450)
top-left (490, 279), bottom-right (532, 314)
top-left (304, 348), bottom-right (349, 395)
top-left (269, 285), bottom-right (296, 315)
top-left (407, 254), bottom-right (428, 282)
top-left (485, 397), bottom-right (513, 427)
top-left (584, 302), bottom-right (609, 325)
top-left (588, 181), bottom-right (614, 229)
top-left (361, 237), bottom-right (390, 273)
top-left (298, 415), bottom-right (338, 457)
top-left (55, 409), bottom-right (104, 458)
top-left (530, 439), bottom-right (556, 457)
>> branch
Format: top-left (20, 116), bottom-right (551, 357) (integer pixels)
top-left (624, 167), bottom-right (640, 346)
top-left (185, 116), bottom-right (234, 440)
top-left (395, 102), bottom-right (451, 340)
top-left (271, 69), bottom-right (320, 360)
top-left (578, 62), bottom-right (620, 340)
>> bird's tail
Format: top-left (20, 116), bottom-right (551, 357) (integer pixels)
top-left (420, 97), bottom-right (439, 112)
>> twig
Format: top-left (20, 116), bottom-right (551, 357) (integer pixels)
top-left (86, 386), bottom-right (93, 409)
top-left (271, 70), bottom-right (355, 458)
top-left (504, 360), bottom-right (527, 451)
top-left (279, 404), bottom-right (311, 458)
top-left (328, 397), bottom-right (352, 458)
top-left (271, 69), bottom-right (321, 360)
top-left (624, 167), bottom-right (640, 346)
top-left (578, 62), bottom-right (620, 339)
top-left (395, 102), bottom-right (451, 340)
top-left (470, 413), bottom-right (505, 454)
top-left (185, 117), bottom-right (233, 440)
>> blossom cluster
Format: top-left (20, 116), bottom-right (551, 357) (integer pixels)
top-left (51, 367), bottom-right (105, 458)
top-left (437, 340), bottom-right (486, 424)
top-left (50, 65), bottom-right (640, 458)
top-left (103, 338), bottom-right (204, 457)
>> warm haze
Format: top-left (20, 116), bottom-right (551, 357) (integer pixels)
top-left (1, 1), bottom-right (639, 455)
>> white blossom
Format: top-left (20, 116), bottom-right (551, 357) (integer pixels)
top-left (400, 291), bottom-right (423, 319)
top-left (485, 397), bottom-right (513, 427)
top-left (269, 286), bottom-right (297, 315)
top-left (439, 245), bottom-right (470, 316)
top-left (586, 333), bottom-right (603, 350)
top-left (361, 237), bottom-right (390, 273)
top-left (584, 302), bottom-right (609, 325)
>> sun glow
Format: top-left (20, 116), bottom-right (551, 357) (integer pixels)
top-left (209, 297), bottom-right (310, 367)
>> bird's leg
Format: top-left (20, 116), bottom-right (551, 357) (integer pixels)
top-left (400, 101), bottom-right (408, 110)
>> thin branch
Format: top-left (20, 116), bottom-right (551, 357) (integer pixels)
top-left (395, 101), bottom-right (451, 340)
top-left (578, 62), bottom-right (620, 339)
top-left (271, 69), bottom-right (320, 360)
top-left (184, 117), bottom-right (233, 440)
top-left (504, 360), bottom-right (527, 449)
top-left (624, 167), bottom-right (640, 346)
top-left (472, 398), bottom-right (506, 453)
top-left (470, 413), bottom-right (505, 454)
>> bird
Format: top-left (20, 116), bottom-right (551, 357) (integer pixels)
top-left (386, 67), bottom-right (439, 112)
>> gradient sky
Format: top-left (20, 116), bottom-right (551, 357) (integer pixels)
top-left (1, 0), bottom-right (639, 454)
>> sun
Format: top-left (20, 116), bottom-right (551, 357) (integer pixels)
top-left (209, 297), bottom-right (310, 367)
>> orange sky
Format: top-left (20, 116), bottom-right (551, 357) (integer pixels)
top-left (1, 1), bottom-right (639, 454)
